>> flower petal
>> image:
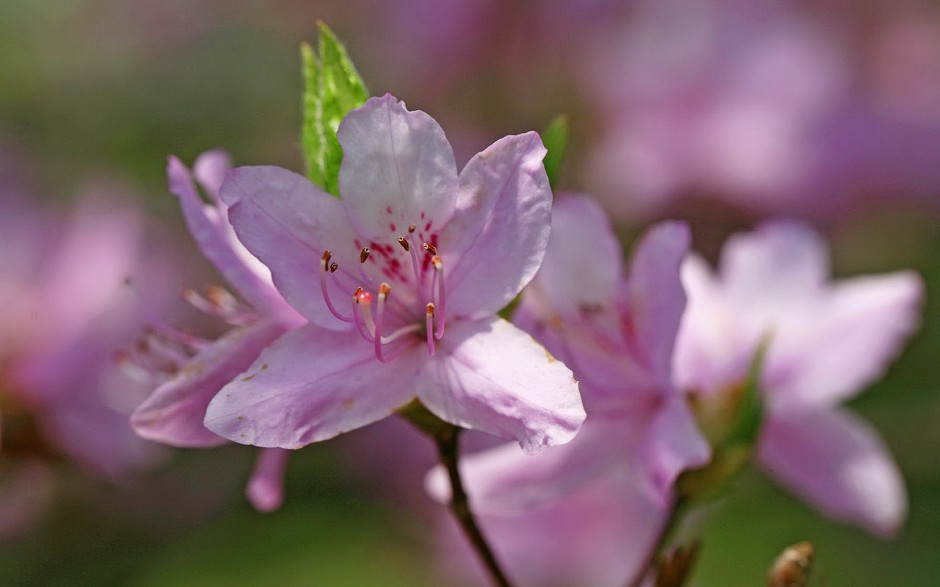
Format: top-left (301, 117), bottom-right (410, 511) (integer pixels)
top-left (221, 166), bottom-right (360, 329)
top-left (643, 395), bottom-right (711, 498)
top-left (168, 157), bottom-right (288, 316)
top-left (624, 221), bottom-right (691, 385)
top-left (530, 195), bottom-right (623, 316)
top-left (204, 324), bottom-right (420, 448)
top-left (769, 271), bottom-right (923, 407)
top-left (193, 149), bottom-right (233, 201)
top-left (416, 316), bottom-right (585, 453)
top-left (443, 132), bottom-right (552, 319)
top-left (131, 319), bottom-right (289, 448)
top-left (245, 448), bottom-right (291, 513)
top-left (757, 407), bottom-right (906, 536)
top-left (720, 220), bottom-right (829, 313)
top-left (337, 94), bottom-right (458, 241)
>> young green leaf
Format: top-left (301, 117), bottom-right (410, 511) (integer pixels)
top-left (541, 115), bottom-right (569, 191)
top-left (301, 22), bottom-right (369, 196)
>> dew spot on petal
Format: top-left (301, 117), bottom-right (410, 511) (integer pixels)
top-left (241, 374), bottom-right (256, 382)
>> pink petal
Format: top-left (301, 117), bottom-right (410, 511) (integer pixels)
top-left (416, 317), bottom-right (585, 453)
top-left (168, 157), bottom-right (287, 316)
top-left (337, 94), bottom-right (458, 241)
top-left (643, 396), bottom-right (711, 498)
top-left (530, 195), bottom-right (623, 317)
top-left (131, 319), bottom-right (289, 448)
top-left (757, 407), bottom-right (906, 536)
top-left (769, 271), bottom-right (923, 407)
top-left (624, 221), bottom-right (691, 385)
top-left (720, 220), bottom-right (829, 309)
top-left (673, 253), bottom-right (746, 395)
top-left (192, 149), bottom-right (233, 201)
top-left (204, 324), bottom-right (420, 448)
top-left (245, 448), bottom-right (291, 513)
top-left (443, 132), bottom-right (552, 319)
top-left (221, 166), bottom-right (360, 329)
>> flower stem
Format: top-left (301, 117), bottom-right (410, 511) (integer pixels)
top-left (434, 425), bottom-right (515, 587)
top-left (398, 400), bottom-right (515, 587)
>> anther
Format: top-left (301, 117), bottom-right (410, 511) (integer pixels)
top-left (397, 236), bottom-right (411, 252)
top-left (360, 248), bottom-right (371, 263)
top-left (423, 242), bottom-right (438, 255)
top-left (408, 224), bottom-right (416, 233)
top-left (330, 262), bottom-right (338, 273)
top-left (320, 250), bottom-right (332, 269)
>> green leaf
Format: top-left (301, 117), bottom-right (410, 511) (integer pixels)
top-left (301, 22), bottom-right (369, 196)
top-left (725, 337), bottom-right (768, 448)
top-left (540, 115), bottom-right (568, 191)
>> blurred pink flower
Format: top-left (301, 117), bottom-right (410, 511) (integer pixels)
top-left (129, 151), bottom-right (305, 512)
top-left (204, 95), bottom-right (584, 453)
top-left (0, 184), bottom-right (179, 480)
top-left (428, 197), bottom-right (708, 585)
top-left (584, 0), bottom-right (940, 219)
top-left (674, 220), bottom-right (923, 535)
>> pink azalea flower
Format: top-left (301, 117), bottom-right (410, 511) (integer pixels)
top-left (203, 94), bottom-right (585, 453)
top-left (674, 220), bottom-right (923, 536)
top-left (1, 186), bottom-right (176, 480)
top-left (129, 151), bottom-right (305, 512)
top-left (427, 196), bottom-right (708, 584)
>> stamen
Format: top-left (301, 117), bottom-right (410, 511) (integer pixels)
top-left (408, 224), bottom-right (416, 234)
top-left (426, 303), bottom-right (436, 356)
top-left (182, 287), bottom-right (254, 325)
top-left (320, 251), bottom-right (353, 322)
top-left (432, 256), bottom-right (446, 339)
top-left (359, 247), bottom-right (371, 264)
top-left (423, 242), bottom-right (438, 255)
top-left (351, 287), bottom-right (374, 342)
top-left (373, 283), bottom-right (392, 362)
top-left (401, 234), bottom-right (422, 286)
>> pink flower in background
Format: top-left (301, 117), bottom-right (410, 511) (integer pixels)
top-left (204, 94), bottom-right (584, 453)
top-left (584, 0), bottom-right (940, 219)
top-left (0, 186), bottom-right (178, 480)
top-left (674, 220), bottom-right (923, 535)
top-left (129, 151), bottom-right (305, 512)
top-left (428, 197), bottom-right (708, 585)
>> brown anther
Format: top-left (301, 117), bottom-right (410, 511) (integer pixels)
top-left (423, 242), bottom-right (438, 255)
top-left (378, 283), bottom-right (391, 297)
top-left (360, 247), bottom-right (371, 263)
top-left (408, 224), bottom-right (416, 233)
top-left (321, 250), bottom-right (332, 264)
top-left (329, 262), bottom-right (338, 273)
top-left (426, 302), bottom-right (435, 315)
top-left (353, 286), bottom-right (363, 301)
top-left (205, 284), bottom-right (227, 307)
top-left (432, 256), bottom-right (443, 270)
top-left (397, 236), bottom-right (411, 252)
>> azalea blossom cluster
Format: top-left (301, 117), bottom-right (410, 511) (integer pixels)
top-left (121, 90), bottom-right (923, 586)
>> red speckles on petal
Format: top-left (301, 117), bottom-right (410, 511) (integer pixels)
top-left (386, 206), bottom-right (393, 214)
top-left (390, 223), bottom-right (396, 232)
top-left (420, 211), bottom-right (426, 220)
top-left (424, 221), bottom-right (432, 232)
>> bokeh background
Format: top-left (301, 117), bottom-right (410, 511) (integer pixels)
top-left (1, 0), bottom-right (938, 585)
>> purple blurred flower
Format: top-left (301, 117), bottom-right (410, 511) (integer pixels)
top-left (1, 185), bottom-right (178, 480)
top-left (427, 196), bottom-right (707, 584)
top-left (129, 151), bottom-right (305, 512)
top-left (584, 0), bottom-right (940, 219)
top-left (674, 220), bottom-right (923, 535)
top-left (204, 94), bottom-right (584, 453)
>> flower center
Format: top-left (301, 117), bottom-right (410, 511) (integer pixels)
top-left (318, 223), bottom-right (447, 363)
